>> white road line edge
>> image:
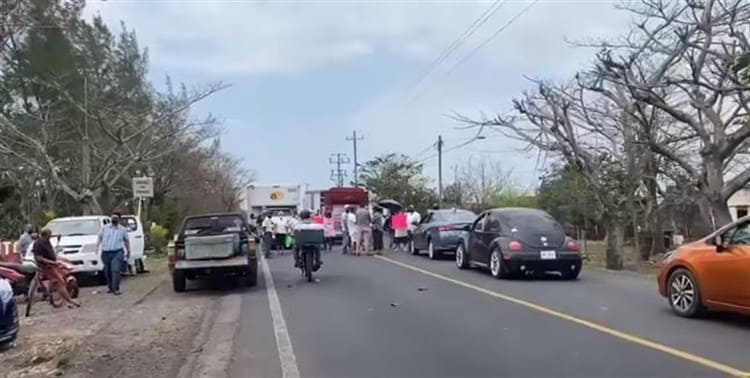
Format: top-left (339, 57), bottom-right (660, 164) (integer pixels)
top-left (261, 255), bottom-right (301, 378)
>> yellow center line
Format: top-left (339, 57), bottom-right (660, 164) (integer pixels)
top-left (374, 255), bottom-right (750, 378)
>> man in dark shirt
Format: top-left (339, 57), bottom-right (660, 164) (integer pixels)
top-left (32, 229), bottom-right (79, 307)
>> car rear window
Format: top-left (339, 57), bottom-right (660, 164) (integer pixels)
top-left (182, 215), bottom-right (246, 236)
top-left (499, 210), bottom-right (564, 236)
top-left (433, 210), bottom-right (475, 223)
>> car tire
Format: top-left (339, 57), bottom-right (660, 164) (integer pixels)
top-left (428, 241), bottom-right (440, 260)
top-left (490, 249), bottom-right (508, 279)
top-left (410, 240), bottom-right (420, 255)
top-left (173, 270), bottom-right (187, 292)
top-left (667, 268), bottom-right (705, 318)
top-left (456, 243), bottom-right (470, 269)
top-left (245, 262), bottom-right (258, 287)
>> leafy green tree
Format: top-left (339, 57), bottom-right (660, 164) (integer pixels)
top-left (537, 164), bottom-right (602, 237)
top-left (359, 153), bottom-right (438, 213)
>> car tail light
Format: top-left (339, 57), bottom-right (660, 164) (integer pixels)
top-left (508, 241), bottom-right (522, 251)
top-left (438, 225), bottom-right (455, 231)
top-left (567, 240), bottom-right (579, 252)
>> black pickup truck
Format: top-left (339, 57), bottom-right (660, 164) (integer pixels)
top-left (168, 212), bottom-right (258, 292)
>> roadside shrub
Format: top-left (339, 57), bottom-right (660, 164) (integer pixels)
top-left (149, 224), bottom-right (169, 255)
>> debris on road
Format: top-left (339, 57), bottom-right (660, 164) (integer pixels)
top-left (417, 287), bottom-right (429, 292)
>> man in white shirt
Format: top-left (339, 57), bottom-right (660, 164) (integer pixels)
top-left (261, 215), bottom-right (274, 257)
top-left (406, 205), bottom-right (421, 247)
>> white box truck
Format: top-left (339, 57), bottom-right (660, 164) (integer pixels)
top-left (245, 185), bottom-right (304, 218)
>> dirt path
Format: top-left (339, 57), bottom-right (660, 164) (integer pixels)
top-left (0, 258), bottom-right (215, 378)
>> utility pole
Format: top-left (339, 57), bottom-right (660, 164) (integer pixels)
top-left (329, 153), bottom-right (350, 187)
top-left (437, 135), bottom-right (444, 208)
top-left (454, 164), bottom-right (461, 207)
top-left (81, 75), bottom-right (91, 213)
top-left (346, 131), bottom-right (364, 186)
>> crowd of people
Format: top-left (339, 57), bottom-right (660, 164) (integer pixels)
top-left (253, 204), bottom-right (426, 258)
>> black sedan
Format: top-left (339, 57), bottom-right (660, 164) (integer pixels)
top-left (455, 208), bottom-right (582, 279)
top-left (410, 208), bottom-right (477, 260)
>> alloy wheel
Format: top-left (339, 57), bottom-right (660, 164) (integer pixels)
top-left (669, 273), bottom-right (695, 313)
top-left (490, 250), bottom-right (501, 277)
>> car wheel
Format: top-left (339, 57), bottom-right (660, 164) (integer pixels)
top-left (245, 262), bottom-right (258, 287)
top-left (490, 249), bottom-right (508, 279)
top-left (173, 270), bottom-right (187, 292)
top-left (667, 268), bottom-right (705, 318)
top-left (456, 243), bottom-right (470, 269)
top-left (410, 240), bottom-right (420, 255)
top-left (428, 241), bottom-right (440, 260)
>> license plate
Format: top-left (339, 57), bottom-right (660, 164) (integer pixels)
top-left (540, 250), bottom-right (557, 260)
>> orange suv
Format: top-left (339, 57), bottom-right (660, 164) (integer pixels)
top-left (657, 217), bottom-right (750, 317)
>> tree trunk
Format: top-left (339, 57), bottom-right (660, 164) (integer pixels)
top-left (702, 157), bottom-right (733, 228)
top-left (605, 220), bottom-right (625, 270)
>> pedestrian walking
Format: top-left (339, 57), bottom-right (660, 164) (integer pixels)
top-left (96, 212), bottom-right (130, 296)
top-left (392, 209), bottom-right (409, 252)
top-left (355, 205), bottom-right (372, 255)
top-left (261, 214), bottom-right (274, 258)
top-left (347, 206), bottom-right (360, 255)
top-left (406, 205), bottom-right (421, 249)
top-left (323, 212), bottom-right (335, 251)
top-left (341, 206), bottom-right (351, 254)
top-left (16, 224), bottom-right (35, 256)
top-left (372, 206), bottom-right (384, 253)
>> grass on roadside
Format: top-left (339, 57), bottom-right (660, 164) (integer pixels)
top-left (581, 240), bottom-right (661, 276)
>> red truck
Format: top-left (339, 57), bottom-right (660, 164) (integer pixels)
top-left (324, 187), bottom-right (368, 240)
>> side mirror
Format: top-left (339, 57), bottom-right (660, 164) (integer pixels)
top-left (461, 224), bottom-right (472, 232)
top-left (713, 235), bottom-right (726, 252)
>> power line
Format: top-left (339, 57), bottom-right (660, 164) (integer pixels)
top-left (407, 0), bottom-right (507, 102)
top-left (346, 131), bottom-right (364, 186)
top-left (440, 0), bottom-right (540, 80)
top-left (329, 153), bottom-right (350, 187)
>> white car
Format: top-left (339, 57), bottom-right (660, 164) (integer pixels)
top-left (24, 215), bottom-right (148, 278)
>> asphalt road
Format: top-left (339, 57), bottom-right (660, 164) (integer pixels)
top-left (226, 248), bottom-right (750, 378)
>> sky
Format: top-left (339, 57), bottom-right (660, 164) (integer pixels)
top-left (83, 0), bottom-right (633, 191)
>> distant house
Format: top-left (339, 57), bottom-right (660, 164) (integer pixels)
top-left (727, 188), bottom-right (750, 221)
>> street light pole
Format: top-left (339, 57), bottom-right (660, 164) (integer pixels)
top-left (437, 135), bottom-right (443, 208)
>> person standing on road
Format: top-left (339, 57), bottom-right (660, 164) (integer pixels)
top-left (16, 225), bottom-right (35, 257)
top-left (347, 206), bottom-right (360, 255)
top-left (96, 212), bottom-right (130, 296)
top-left (340, 206), bottom-right (351, 254)
top-left (261, 214), bottom-right (274, 258)
top-left (323, 212), bottom-right (335, 251)
top-left (406, 205), bottom-right (421, 247)
top-left (355, 205), bottom-right (372, 255)
top-left (372, 206), bottom-right (384, 253)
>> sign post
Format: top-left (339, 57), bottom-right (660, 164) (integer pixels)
top-left (132, 177), bottom-right (154, 219)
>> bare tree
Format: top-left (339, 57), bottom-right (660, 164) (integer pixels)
top-left (456, 80), bottom-right (636, 269)
top-left (457, 155), bottom-right (514, 209)
top-left (594, 0), bottom-right (750, 228)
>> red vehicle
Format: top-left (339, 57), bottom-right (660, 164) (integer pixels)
top-left (324, 187), bottom-right (368, 239)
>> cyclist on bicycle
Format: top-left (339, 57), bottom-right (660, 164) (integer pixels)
top-left (293, 209), bottom-right (324, 271)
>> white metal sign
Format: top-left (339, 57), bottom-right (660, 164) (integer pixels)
top-left (132, 177), bottom-right (154, 198)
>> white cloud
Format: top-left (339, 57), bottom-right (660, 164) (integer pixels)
top-left (84, 0), bottom-right (635, 188)
top-left (85, 1), bottom-right (630, 76)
